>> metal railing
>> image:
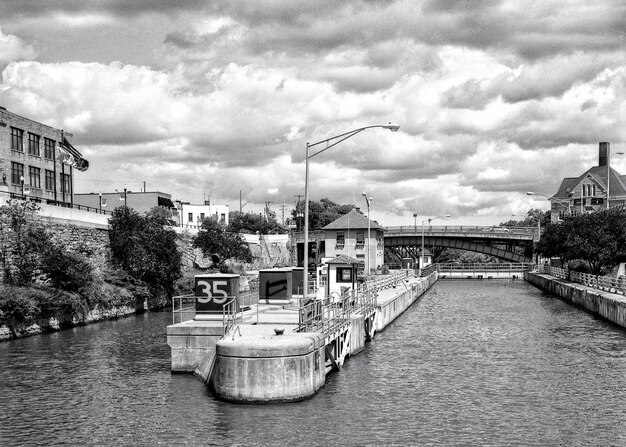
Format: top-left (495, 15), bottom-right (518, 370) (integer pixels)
top-left (436, 263), bottom-right (534, 272)
top-left (171, 294), bottom-right (197, 324)
top-left (171, 294), bottom-right (248, 333)
top-left (537, 264), bottom-right (626, 295)
top-left (365, 270), bottom-right (413, 292)
top-left (223, 297), bottom-right (242, 336)
top-left (298, 294), bottom-right (351, 337)
top-left (384, 225), bottom-right (538, 236)
top-left (1, 190), bottom-right (113, 215)
top-left (419, 264), bottom-right (437, 277)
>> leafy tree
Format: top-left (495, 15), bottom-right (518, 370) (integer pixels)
top-left (194, 217), bottom-right (253, 268)
top-left (40, 247), bottom-right (94, 292)
top-left (292, 198), bottom-right (357, 231)
top-left (0, 200), bottom-right (52, 286)
top-left (228, 211), bottom-right (281, 234)
top-left (536, 207), bottom-right (626, 275)
top-left (109, 206), bottom-right (183, 297)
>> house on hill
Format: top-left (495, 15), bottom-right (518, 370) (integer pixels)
top-left (550, 142), bottom-right (626, 223)
top-left (322, 209), bottom-right (385, 274)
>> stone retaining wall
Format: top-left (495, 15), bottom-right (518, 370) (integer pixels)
top-left (525, 272), bottom-right (626, 329)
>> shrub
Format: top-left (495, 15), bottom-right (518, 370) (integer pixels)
top-left (0, 286), bottom-right (39, 335)
top-left (40, 247), bottom-right (95, 292)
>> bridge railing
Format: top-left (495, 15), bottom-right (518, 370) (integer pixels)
top-left (537, 265), bottom-right (626, 295)
top-left (436, 263), bottom-right (534, 272)
top-left (384, 225), bottom-right (537, 236)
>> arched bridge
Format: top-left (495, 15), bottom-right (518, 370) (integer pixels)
top-left (383, 225), bottom-right (537, 264)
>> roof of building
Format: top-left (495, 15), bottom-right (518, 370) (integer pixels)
top-left (553, 165), bottom-right (626, 200)
top-left (322, 209), bottom-right (384, 231)
top-left (325, 255), bottom-right (364, 265)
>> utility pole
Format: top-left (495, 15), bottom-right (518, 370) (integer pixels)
top-left (294, 194), bottom-right (303, 231)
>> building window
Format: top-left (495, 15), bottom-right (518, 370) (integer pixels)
top-left (188, 213), bottom-right (193, 222)
top-left (45, 170), bottom-right (55, 191)
top-left (11, 127), bottom-right (24, 152)
top-left (356, 231), bottom-right (365, 248)
top-left (220, 213), bottom-right (226, 223)
top-left (336, 232), bottom-right (345, 249)
top-left (29, 166), bottom-right (41, 188)
top-left (28, 133), bottom-right (40, 156)
top-left (44, 138), bottom-right (56, 160)
top-left (61, 173), bottom-right (71, 197)
top-left (200, 213), bottom-right (205, 221)
top-left (336, 267), bottom-right (353, 283)
top-left (11, 162), bottom-right (24, 184)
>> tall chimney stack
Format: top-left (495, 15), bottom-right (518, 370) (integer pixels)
top-left (599, 142), bottom-right (610, 166)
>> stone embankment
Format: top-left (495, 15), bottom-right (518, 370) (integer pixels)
top-left (525, 272), bottom-right (626, 329)
top-left (0, 303), bottom-right (146, 341)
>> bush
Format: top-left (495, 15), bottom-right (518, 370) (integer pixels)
top-left (40, 247), bottom-right (95, 292)
top-left (0, 286), bottom-right (39, 335)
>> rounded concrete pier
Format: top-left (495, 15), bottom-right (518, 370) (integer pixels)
top-left (213, 330), bottom-right (326, 403)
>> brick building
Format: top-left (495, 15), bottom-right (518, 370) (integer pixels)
top-left (0, 107), bottom-right (88, 205)
top-left (550, 142), bottom-right (626, 223)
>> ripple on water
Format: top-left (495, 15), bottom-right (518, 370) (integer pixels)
top-left (1, 283), bottom-right (625, 446)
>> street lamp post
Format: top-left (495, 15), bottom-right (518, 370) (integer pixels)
top-left (19, 175), bottom-right (24, 198)
top-left (99, 192), bottom-right (102, 212)
top-left (413, 213), bottom-right (417, 232)
top-left (362, 192), bottom-right (372, 278)
top-left (303, 124), bottom-right (399, 300)
top-left (123, 183), bottom-right (127, 207)
top-left (607, 152), bottom-right (624, 209)
top-left (420, 215), bottom-right (450, 268)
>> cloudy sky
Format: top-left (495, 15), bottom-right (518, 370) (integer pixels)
top-left (0, 1), bottom-right (624, 226)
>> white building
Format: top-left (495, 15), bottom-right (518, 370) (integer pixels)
top-left (175, 201), bottom-right (229, 228)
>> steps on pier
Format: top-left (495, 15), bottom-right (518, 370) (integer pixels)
top-left (193, 347), bottom-right (217, 385)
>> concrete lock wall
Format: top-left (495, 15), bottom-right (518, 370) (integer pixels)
top-left (167, 324), bottom-right (224, 372)
top-left (375, 273), bottom-right (438, 333)
top-left (212, 333), bottom-right (325, 403)
top-left (349, 313), bottom-right (365, 356)
top-left (525, 272), bottom-right (626, 329)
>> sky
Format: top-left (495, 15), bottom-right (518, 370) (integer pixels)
top-left (0, 0), bottom-right (624, 226)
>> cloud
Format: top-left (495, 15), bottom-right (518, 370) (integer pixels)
top-left (0, 28), bottom-right (36, 66)
top-left (0, 1), bottom-right (625, 227)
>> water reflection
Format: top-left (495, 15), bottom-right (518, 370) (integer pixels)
top-left (1, 281), bottom-right (625, 446)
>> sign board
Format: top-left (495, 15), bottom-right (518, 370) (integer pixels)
top-left (259, 268), bottom-right (293, 301)
top-left (194, 273), bottom-right (240, 313)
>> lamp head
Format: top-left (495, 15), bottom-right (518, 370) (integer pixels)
top-left (526, 192), bottom-right (534, 196)
top-left (445, 214), bottom-right (450, 218)
top-left (383, 124), bottom-right (400, 132)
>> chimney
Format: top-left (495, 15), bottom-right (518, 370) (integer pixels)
top-left (599, 142), bottom-right (610, 166)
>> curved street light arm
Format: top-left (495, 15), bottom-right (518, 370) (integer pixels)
top-left (308, 125), bottom-right (399, 159)
top-left (303, 123), bottom-right (399, 300)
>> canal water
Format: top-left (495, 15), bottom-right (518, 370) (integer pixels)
top-left (1, 280), bottom-right (625, 446)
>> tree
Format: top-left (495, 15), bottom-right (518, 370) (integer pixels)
top-left (292, 198), bottom-right (357, 231)
top-left (228, 211), bottom-right (281, 234)
top-left (194, 217), bottom-right (253, 268)
top-left (0, 200), bottom-right (52, 286)
top-left (108, 206), bottom-right (183, 297)
top-left (536, 207), bottom-right (626, 275)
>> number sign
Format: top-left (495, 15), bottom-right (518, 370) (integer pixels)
top-left (194, 274), bottom-right (240, 313)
